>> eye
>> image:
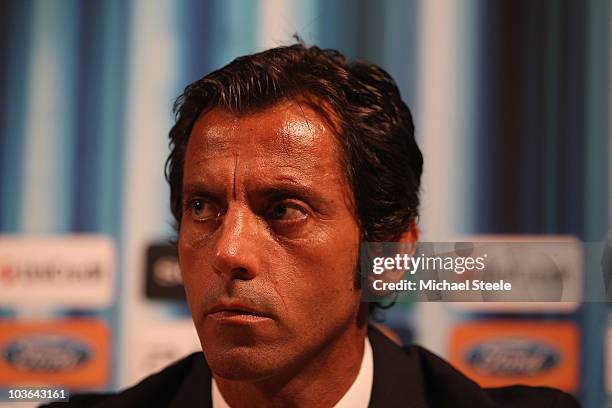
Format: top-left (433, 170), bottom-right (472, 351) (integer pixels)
top-left (187, 198), bottom-right (220, 221)
top-left (266, 202), bottom-right (308, 222)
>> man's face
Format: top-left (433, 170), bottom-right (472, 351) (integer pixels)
top-left (178, 100), bottom-right (362, 380)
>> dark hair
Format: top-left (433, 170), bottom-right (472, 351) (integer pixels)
top-left (166, 43), bottom-right (422, 242)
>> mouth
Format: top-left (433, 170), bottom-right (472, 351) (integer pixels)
top-left (207, 303), bottom-right (273, 324)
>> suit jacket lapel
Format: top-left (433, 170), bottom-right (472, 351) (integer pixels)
top-left (368, 326), bottom-right (428, 408)
top-left (170, 352), bottom-right (213, 408)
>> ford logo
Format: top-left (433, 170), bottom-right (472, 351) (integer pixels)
top-left (3, 334), bottom-right (92, 372)
top-left (466, 338), bottom-right (560, 376)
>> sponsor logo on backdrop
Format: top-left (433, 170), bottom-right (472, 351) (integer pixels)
top-left (145, 243), bottom-right (186, 301)
top-left (0, 235), bottom-right (115, 308)
top-left (4, 334), bottom-right (92, 372)
top-left (449, 321), bottom-right (579, 392)
top-left (0, 320), bottom-right (110, 388)
top-left (466, 339), bottom-right (560, 376)
top-left (0, 263), bottom-right (103, 285)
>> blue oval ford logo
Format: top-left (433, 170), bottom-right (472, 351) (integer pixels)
top-left (466, 338), bottom-right (560, 376)
top-left (3, 334), bottom-right (92, 372)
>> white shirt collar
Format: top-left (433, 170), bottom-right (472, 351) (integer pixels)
top-left (212, 337), bottom-right (374, 408)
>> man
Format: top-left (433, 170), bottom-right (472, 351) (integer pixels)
top-left (53, 44), bottom-right (579, 407)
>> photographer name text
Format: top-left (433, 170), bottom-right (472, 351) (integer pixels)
top-left (372, 279), bottom-right (512, 292)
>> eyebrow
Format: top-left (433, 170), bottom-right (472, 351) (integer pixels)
top-left (182, 178), bottom-right (326, 209)
top-left (256, 182), bottom-right (317, 202)
top-left (182, 182), bottom-right (225, 204)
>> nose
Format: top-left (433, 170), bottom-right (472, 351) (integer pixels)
top-left (211, 204), bottom-right (260, 280)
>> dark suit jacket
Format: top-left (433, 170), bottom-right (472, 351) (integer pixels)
top-left (45, 327), bottom-right (580, 407)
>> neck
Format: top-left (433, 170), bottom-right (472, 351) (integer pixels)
top-left (214, 308), bottom-right (369, 408)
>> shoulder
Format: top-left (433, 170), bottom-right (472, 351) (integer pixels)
top-left (367, 326), bottom-right (579, 407)
top-left (42, 352), bottom-right (209, 407)
top-left (408, 344), bottom-right (580, 408)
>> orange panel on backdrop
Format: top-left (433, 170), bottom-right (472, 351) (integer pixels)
top-left (449, 321), bottom-right (579, 392)
top-left (0, 320), bottom-right (110, 388)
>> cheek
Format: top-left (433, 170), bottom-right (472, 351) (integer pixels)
top-left (276, 227), bottom-right (361, 323)
top-left (178, 239), bottom-right (213, 317)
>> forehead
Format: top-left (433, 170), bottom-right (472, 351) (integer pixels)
top-left (186, 100), bottom-right (341, 170)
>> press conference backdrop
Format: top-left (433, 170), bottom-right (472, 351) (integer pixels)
top-left (0, 0), bottom-right (610, 407)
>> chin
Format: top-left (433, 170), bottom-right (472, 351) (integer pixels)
top-left (205, 346), bottom-right (286, 381)
top-left (197, 318), bottom-right (298, 379)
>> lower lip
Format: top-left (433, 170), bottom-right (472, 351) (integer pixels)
top-left (208, 310), bottom-right (271, 324)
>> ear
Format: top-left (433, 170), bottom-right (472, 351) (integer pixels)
top-left (399, 219), bottom-right (419, 243)
top-left (384, 220), bottom-right (419, 282)
top-left (364, 219), bottom-right (420, 299)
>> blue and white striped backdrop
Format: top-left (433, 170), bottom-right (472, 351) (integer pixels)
top-left (0, 0), bottom-right (610, 405)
